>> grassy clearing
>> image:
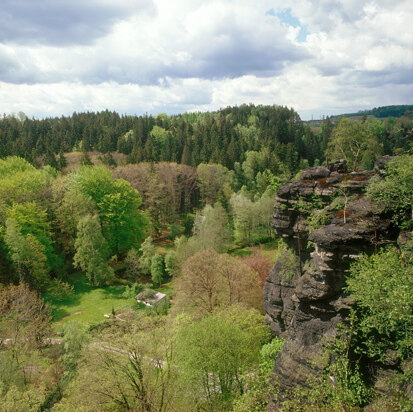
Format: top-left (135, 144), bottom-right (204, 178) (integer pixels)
top-left (46, 273), bottom-right (175, 331)
top-left (46, 238), bottom-right (281, 330)
top-left (45, 273), bottom-right (136, 329)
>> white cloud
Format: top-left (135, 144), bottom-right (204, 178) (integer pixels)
top-left (0, 0), bottom-right (411, 120)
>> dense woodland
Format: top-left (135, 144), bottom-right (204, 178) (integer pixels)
top-left (0, 105), bottom-right (412, 411)
top-left (340, 104), bottom-right (413, 119)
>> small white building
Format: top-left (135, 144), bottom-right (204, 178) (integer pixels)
top-left (135, 289), bottom-right (167, 306)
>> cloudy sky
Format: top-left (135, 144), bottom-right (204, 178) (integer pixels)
top-left (0, 0), bottom-right (412, 120)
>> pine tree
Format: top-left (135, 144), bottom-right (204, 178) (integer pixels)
top-left (57, 150), bottom-right (67, 170)
top-left (43, 150), bottom-right (58, 169)
top-left (80, 150), bottom-right (93, 166)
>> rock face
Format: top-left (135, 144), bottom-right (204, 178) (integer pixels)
top-left (263, 160), bottom-right (398, 392)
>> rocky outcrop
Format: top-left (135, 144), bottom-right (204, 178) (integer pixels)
top-left (263, 159), bottom-right (398, 393)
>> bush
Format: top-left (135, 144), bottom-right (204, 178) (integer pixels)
top-left (47, 279), bottom-right (74, 301)
top-left (168, 223), bottom-right (185, 240)
top-left (346, 247), bottom-right (413, 362)
top-left (122, 282), bottom-right (144, 299)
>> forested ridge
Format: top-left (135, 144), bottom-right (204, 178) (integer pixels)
top-left (338, 104), bottom-right (413, 119)
top-left (0, 104), bottom-right (412, 411)
top-left (1, 105), bottom-right (321, 174)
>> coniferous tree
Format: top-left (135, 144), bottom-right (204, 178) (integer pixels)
top-left (57, 150), bottom-right (67, 170)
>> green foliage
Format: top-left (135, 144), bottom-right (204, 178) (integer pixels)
top-left (306, 209), bottom-right (331, 232)
top-left (367, 154), bottom-right (413, 228)
top-left (255, 169), bottom-right (283, 196)
top-left (326, 117), bottom-right (381, 170)
top-left (43, 151), bottom-right (58, 169)
top-left (147, 299), bottom-right (170, 316)
top-left (124, 248), bottom-right (140, 280)
top-left (346, 247), bottom-right (413, 362)
top-left (80, 150), bottom-right (93, 165)
top-left (0, 156), bottom-right (35, 177)
top-left (167, 222), bottom-right (185, 240)
top-left (73, 214), bottom-right (114, 286)
top-left (292, 192), bottom-right (324, 214)
top-left (150, 253), bottom-right (164, 287)
top-left (6, 201), bottom-right (53, 258)
top-left (0, 383), bottom-right (46, 412)
top-left (98, 152), bottom-right (117, 167)
top-left (172, 203), bottom-right (231, 272)
top-left (196, 163), bottom-right (234, 206)
top-left (122, 282), bottom-right (143, 298)
top-left (139, 236), bottom-right (155, 275)
top-left (241, 148), bottom-right (287, 191)
top-left (150, 125), bottom-right (168, 147)
top-left (54, 189), bottom-right (96, 255)
top-left (67, 165), bottom-right (113, 204)
top-left (68, 165), bottom-right (148, 255)
top-left (47, 279), bottom-right (74, 301)
top-left (57, 150), bottom-right (67, 170)
top-left (192, 202), bottom-right (230, 252)
top-left (230, 188), bottom-right (275, 245)
top-left (232, 337), bottom-right (285, 412)
top-left (4, 218), bottom-right (50, 289)
top-left (291, 193), bottom-right (332, 232)
top-left (175, 306), bottom-right (268, 409)
top-left (54, 314), bottom-right (177, 411)
top-left (259, 337), bottom-right (285, 373)
top-left (0, 283), bottom-right (52, 404)
top-left (0, 157), bottom-right (51, 210)
top-left (277, 248), bottom-right (298, 281)
top-left (343, 105), bottom-right (413, 118)
top-left (61, 322), bottom-right (89, 381)
top-left (164, 249), bottom-right (177, 276)
top-left (97, 178), bottom-right (148, 254)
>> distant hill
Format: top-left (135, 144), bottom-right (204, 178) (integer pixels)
top-left (340, 105), bottom-right (413, 119)
top-left (306, 105), bottom-right (413, 126)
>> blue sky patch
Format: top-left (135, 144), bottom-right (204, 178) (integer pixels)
top-left (266, 8), bottom-right (308, 42)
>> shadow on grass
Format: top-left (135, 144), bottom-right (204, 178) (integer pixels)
top-left (46, 273), bottom-right (129, 322)
top-left (101, 284), bottom-right (128, 299)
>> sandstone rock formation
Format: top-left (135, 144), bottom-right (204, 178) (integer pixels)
top-left (264, 159), bottom-right (398, 392)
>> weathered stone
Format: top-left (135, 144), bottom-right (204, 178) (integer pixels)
top-left (309, 224), bottom-right (374, 249)
top-left (300, 166), bottom-right (330, 180)
top-left (277, 179), bottom-right (317, 199)
top-left (263, 250), bottom-right (299, 336)
top-left (264, 165), bottom-right (399, 398)
top-left (328, 159), bottom-right (348, 173)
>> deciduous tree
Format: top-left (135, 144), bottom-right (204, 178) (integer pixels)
top-left (73, 214), bottom-right (114, 285)
top-left (326, 118), bottom-right (380, 170)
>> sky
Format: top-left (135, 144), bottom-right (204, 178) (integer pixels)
top-left (0, 0), bottom-right (412, 120)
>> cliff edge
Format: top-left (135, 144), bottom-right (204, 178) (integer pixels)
top-left (263, 159), bottom-right (398, 392)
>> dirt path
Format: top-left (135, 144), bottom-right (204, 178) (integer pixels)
top-left (56, 310), bottom-right (83, 324)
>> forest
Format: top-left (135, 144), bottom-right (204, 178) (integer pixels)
top-left (339, 104), bottom-right (413, 119)
top-left (0, 104), bottom-right (412, 411)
